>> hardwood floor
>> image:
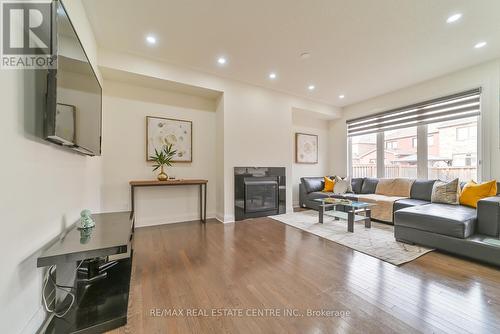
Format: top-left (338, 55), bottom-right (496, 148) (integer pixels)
top-left (108, 217), bottom-right (500, 334)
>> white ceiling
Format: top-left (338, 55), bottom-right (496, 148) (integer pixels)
top-left (82, 0), bottom-right (500, 107)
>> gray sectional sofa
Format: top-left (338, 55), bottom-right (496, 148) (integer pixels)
top-left (299, 177), bottom-right (500, 266)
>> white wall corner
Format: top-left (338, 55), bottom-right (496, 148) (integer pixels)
top-left (20, 306), bottom-right (47, 334)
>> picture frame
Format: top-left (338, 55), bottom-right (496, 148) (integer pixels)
top-left (146, 116), bottom-right (193, 162)
top-left (295, 133), bottom-right (318, 164)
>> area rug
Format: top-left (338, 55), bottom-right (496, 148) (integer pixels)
top-left (270, 210), bottom-right (433, 265)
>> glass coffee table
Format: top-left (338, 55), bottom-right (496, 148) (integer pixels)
top-left (314, 198), bottom-right (375, 232)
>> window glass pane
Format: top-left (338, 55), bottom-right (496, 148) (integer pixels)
top-left (384, 127), bottom-right (418, 178)
top-left (351, 133), bottom-right (377, 177)
top-left (428, 116), bottom-right (478, 181)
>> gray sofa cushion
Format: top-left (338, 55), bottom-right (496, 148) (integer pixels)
top-left (361, 178), bottom-right (378, 194)
top-left (351, 178), bottom-right (364, 194)
top-left (393, 198), bottom-right (430, 212)
top-left (307, 191), bottom-right (331, 200)
top-left (394, 203), bottom-right (476, 239)
top-left (301, 177), bottom-right (324, 193)
top-left (330, 193), bottom-right (359, 201)
top-left (410, 180), bottom-right (436, 201)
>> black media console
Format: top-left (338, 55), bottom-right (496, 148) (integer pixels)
top-left (37, 212), bottom-right (134, 334)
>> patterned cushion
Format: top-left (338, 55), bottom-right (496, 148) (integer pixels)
top-left (334, 176), bottom-right (352, 194)
top-left (431, 178), bottom-right (460, 205)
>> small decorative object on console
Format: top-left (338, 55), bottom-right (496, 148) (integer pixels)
top-left (78, 209), bottom-right (95, 229)
top-left (150, 144), bottom-right (177, 181)
top-left (79, 228), bottom-right (93, 244)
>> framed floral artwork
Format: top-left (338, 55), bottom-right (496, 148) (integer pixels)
top-left (295, 133), bottom-right (318, 164)
top-left (146, 116), bottom-right (192, 162)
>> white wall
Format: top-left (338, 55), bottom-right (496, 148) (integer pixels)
top-left (101, 80), bottom-right (217, 226)
top-left (330, 59), bottom-right (500, 181)
top-left (0, 1), bottom-right (102, 333)
top-left (291, 111), bottom-right (330, 207)
top-left (98, 50), bottom-right (341, 221)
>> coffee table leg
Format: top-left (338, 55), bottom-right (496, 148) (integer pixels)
top-left (365, 209), bottom-right (371, 228)
top-left (348, 210), bottom-right (354, 232)
top-left (319, 205), bottom-right (324, 224)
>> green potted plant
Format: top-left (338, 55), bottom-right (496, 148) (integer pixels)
top-left (150, 144), bottom-right (177, 181)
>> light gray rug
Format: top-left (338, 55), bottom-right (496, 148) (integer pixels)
top-left (270, 210), bottom-right (433, 266)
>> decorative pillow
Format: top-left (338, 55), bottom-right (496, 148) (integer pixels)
top-left (334, 176), bottom-right (352, 194)
top-left (459, 180), bottom-right (497, 208)
top-left (322, 176), bottom-right (335, 192)
top-left (375, 178), bottom-right (414, 197)
top-left (431, 178), bottom-right (460, 205)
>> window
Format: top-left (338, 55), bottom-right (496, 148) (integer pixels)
top-left (350, 133), bottom-right (377, 177)
top-left (456, 126), bottom-right (476, 141)
top-left (386, 141), bottom-right (398, 149)
top-left (347, 89), bottom-right (481, 181)
top-left (428, 116), bottom-right (478, 181)
top-left (428, 135), bottom-right (434, 146)
top-left (384, 127), bottom-right (417, 178)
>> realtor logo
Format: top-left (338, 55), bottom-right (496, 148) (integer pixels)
top-left (1, 0), bottom-right (54, 69)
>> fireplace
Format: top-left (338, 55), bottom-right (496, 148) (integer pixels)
top-left (234, 167), bottom-right (286, 221)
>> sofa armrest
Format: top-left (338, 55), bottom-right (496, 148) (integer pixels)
top-left (477, 196), bottom-right (500, 237)
top-left (299, 182), bottom-right (307, 208)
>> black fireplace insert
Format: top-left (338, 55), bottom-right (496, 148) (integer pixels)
top-left (234, 167), bottom-right (286, 221)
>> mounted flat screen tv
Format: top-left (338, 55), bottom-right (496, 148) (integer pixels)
top-left (45, 0), bottom-right (102, 156)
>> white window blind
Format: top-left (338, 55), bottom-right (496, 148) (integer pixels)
top-left (346, 88), bottom-right (481, 137)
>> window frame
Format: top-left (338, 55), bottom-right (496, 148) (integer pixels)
top-left (348, 115), bottom-right (481, 181)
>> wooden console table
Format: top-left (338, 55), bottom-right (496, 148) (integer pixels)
top-left (129, 179), bottom-right (208, 223)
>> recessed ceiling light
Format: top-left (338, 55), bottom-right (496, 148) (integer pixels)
top-left (217, 57), bottom-right (227, 65)
top-left (339, 94), bottom-right (345, 99)
top-left (446, 13), bottom-right (462, 23)
top-left (474, 41), bottom-right (487, 49)
top-left (146, 35), bottom-right (157, 45)
top-left (269, 72), bottom-right (277, 79)
top-left (308, 85), bottom-right (315, 91)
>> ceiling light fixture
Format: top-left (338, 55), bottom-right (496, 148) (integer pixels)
top-left (269, 72), bottom-right (277, 79)
top-left (446, 13), bottom-right (462, 23)
top-left (308, 85), bottom-right (315, 91)
top-left (339, 94), bottom-right (345, 99)
top-left (146, 35), bottom-right (157, 45)
top-left (217, 57), bottom-right (227, 65)
top-left (474, 41), bottom-right (487, 49)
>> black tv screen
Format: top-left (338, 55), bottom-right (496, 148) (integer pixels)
top-left (45, 0), bottom-right (102, 156)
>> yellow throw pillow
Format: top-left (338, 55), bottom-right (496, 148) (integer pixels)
top-left (323, 177), bottom-right (335, 192)
top-left (459, 180), bottom-right (497, 208)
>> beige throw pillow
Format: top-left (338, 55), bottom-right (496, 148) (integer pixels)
top-left (431, 178), bottom-right (460, 205)
top-left (334, 176), bottom-right (352, 194)
top-left (375, 178), bottom-right (414, 197)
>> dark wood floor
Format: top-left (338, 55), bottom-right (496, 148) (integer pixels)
top-left (108, 217), bottom-right (500, 334)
